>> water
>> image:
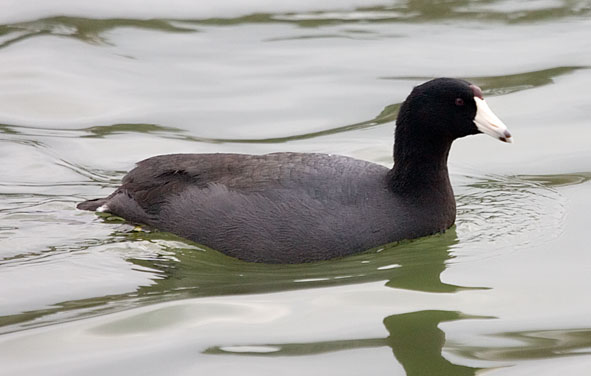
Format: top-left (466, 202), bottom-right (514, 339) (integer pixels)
top-left (1, 1), bottom-right (590, 375)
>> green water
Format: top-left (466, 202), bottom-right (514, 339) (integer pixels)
top-left (1, 1), bottom-right (590, 375)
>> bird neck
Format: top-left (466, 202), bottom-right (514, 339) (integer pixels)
top-left (387, 134), bottom-right (453, 197)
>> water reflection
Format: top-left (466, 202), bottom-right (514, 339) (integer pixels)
top-left (132, 225), bottom-right (466, 297)
top-left (3, 65), bottom-right (585, 145)
top-left (205, 310), bottom-right (483, 376)
top-left (0, 17), bottom-right (195, 49)
top-left (205, 313), bottom-right (591, 374)
top-left (518, 172), bottom-right (591, 188)
top-left (0, 100), bottom-right (396, 142)
top-left (384, 311), bottom-right (480, 375)
top-left (0, 170), bottom-right (571, 333)
top-left (383, 66), bottom-right (590, 97)
top-left (0, 226), bottom-right (465, 333)
top-left (2, 0), bottom-right (589, 52)
top-left (459, 328), bottom-right (591, 362)
top-left (0, 101), bottom-right (398, 144)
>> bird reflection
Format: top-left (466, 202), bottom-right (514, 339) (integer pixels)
top-left (129, 225), bottom-right (471, 297)
top-left (204, 309), bottom-right (482, 376)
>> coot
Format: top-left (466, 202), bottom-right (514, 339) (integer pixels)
top-left (78, 78), bottom-right (511, 263)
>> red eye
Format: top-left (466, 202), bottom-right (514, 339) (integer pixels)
top-left (455, 98), bottom-right (465, 106)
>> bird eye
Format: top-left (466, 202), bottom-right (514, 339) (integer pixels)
top-left (455, 98), bottom-right (465, 106)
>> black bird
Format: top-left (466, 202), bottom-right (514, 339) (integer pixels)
top-left (78, 78), bottom-right (512, 263)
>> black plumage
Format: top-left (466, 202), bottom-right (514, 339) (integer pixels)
top-left (78, 78), bottom-right (509, 263)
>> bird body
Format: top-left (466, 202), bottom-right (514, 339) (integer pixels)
top-left (78, 78), bottom-right (511, 263)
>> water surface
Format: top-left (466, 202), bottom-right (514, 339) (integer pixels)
top-left (1, 1), bottom-right (590, 375)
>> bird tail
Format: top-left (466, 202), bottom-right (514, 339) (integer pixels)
top-left (77, 198), bottom-right (108, 211)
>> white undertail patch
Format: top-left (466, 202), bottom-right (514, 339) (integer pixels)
top-left (96, 204), bottom-right (109, 213)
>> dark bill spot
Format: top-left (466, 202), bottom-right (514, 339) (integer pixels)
top-left (470, 84), bottom-right (484, 99)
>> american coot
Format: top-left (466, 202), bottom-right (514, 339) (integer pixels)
top-left (78, 78), bottom-right (511, 263)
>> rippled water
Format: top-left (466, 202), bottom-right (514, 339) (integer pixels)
top-left (1, 1), bottom-right (590, 375)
